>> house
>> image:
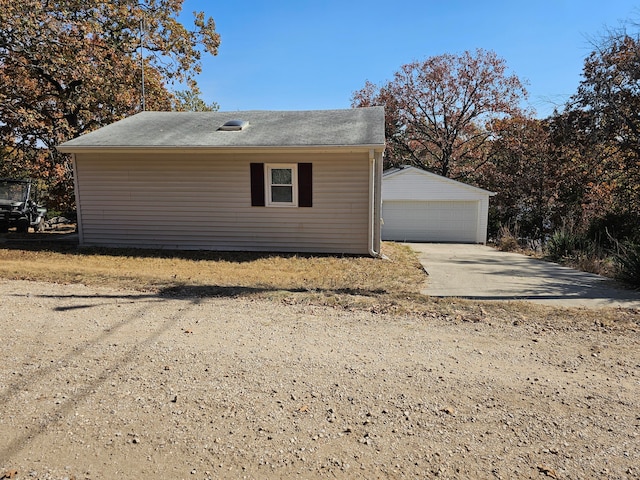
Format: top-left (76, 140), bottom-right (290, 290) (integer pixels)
top-left (57, 108), bottom-right (385, 255)
top-left (382, 166), bottom-right (495, 244)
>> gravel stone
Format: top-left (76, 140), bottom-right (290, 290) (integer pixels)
top-left (0, 279), bottom-right (638, 479)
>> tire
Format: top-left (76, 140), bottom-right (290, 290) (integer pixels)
top-left (16, 218), bottom-right (29, 233)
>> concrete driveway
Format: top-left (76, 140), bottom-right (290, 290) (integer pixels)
top-left (407, 243), bottom-right (640, 308)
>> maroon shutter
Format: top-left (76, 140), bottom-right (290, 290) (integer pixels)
top-left (250, 163), bottom-right (265, 206)
top-left (298, 163), bottom-right (312, 207)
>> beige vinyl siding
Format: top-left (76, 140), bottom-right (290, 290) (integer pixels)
top-left (74, 151), bottom-right (370, 253)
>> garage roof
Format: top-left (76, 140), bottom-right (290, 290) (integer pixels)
top-left (58, 107), bottom-right (385, 151)
top-left (383, 166), bottom-right (495, 196)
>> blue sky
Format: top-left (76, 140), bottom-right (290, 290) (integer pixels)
top-left (182, 1), bottom-right (639, 118)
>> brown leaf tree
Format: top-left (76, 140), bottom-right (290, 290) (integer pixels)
top-left (351, 49), bottom-right (528, 179)
top-left (566, 30), bottom-right (640, 232)
top-left (481, 116), bottom-right (577, 240)
top-left (0, 0), bottom-right (220, 210)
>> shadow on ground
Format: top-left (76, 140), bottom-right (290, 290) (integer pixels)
top-left (0, 230), bottom-right (365, 263)
top-left (409, 242), bottom-right (640, 308)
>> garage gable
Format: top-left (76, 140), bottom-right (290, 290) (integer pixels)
top-left (382, 166), bottom-right (494, 201)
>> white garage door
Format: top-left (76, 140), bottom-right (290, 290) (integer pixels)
top-left (382, 200), bottom-right (479, 242)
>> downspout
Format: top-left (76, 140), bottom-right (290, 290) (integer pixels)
top-left (368, 149), bottom-right (382, 257)
top-left (70, 153), bottom-right (84, 245)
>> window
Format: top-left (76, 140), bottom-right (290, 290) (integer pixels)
top-left (250, 162), bottom-right (312, 208)
top-left (266, 164), bottom-right (297, 206)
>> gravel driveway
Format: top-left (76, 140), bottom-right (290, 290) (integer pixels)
top-left (408, 243), bottom-right (640, 308)
top-left (1, 279), bottom-right (639, 479)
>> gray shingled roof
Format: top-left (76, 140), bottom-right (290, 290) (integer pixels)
top-left (58, 107), bottom-right (385, 150)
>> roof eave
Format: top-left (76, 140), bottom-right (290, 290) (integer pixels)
top-left (57, 144), bottom-right (386, 154)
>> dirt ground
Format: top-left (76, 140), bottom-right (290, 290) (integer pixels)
top-left (1, 280), bottom-right (638, 479)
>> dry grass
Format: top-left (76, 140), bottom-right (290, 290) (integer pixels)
top-left (496, 224), bottom-right (520, 252)
top-left (1, 235), bottom-right (637, 330)
top-left (0, 240), bottom-right (424, 296)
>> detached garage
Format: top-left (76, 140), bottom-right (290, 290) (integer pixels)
top-left (382, 166), bottom-right (495, 244)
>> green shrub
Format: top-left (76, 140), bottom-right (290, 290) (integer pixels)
top-left (612, 241), bottom-right (640, 288)
top-left (545, 227), bottom-right (591, 261)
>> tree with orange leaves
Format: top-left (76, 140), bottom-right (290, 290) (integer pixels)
top-left (567, 31), bottom-right (640, 224)
top-left (351, 49), bottom-right (528, 180)
top-left (0, 0), bottom-right (220, 210)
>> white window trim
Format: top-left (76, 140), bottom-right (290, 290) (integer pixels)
top-left (265, 163), bottom-right (298, 207)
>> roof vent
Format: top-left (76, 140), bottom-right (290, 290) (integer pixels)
top-left (218, 119), bottom-right (249, 131)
